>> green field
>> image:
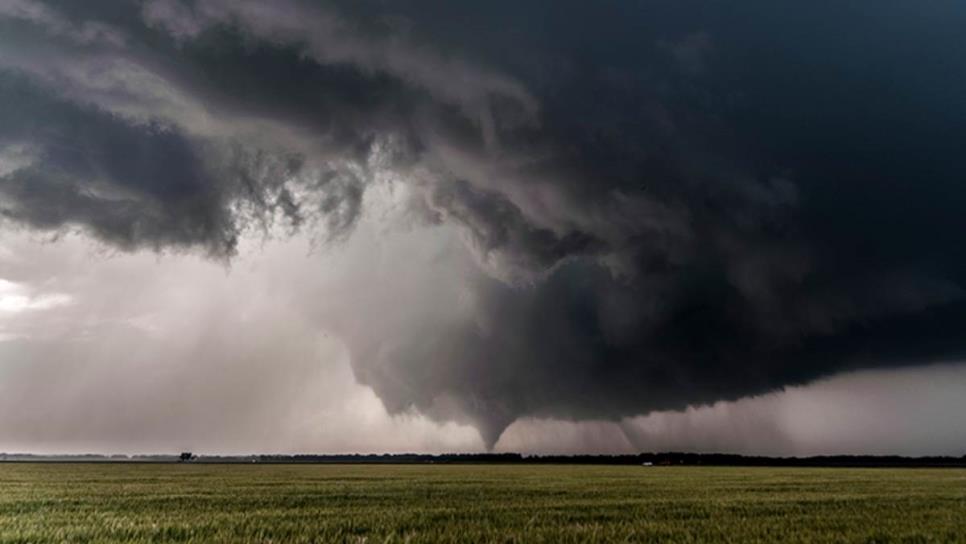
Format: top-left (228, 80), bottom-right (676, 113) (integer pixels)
top-left (1, 463), bottom-right (964, 543)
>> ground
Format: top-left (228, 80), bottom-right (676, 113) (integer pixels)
top-left (1, 463), bottom-right (964, 543)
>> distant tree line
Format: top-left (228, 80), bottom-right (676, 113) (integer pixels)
top-left (4, 452), bottom-right (966, 467)
top-left (244, 452), bottom-right (966, 467)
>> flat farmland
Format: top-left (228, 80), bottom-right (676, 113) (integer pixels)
top-left (0, 463), bottom-right (964, 543)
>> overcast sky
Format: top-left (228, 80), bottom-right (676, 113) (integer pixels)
top-left (2, 0), bottom-right (966, 455)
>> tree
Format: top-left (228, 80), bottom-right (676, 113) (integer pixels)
top-left (179, 452), bottom-right (194, 462)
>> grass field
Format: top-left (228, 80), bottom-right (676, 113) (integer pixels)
top-left (1, 463), bottom-right (964, 543)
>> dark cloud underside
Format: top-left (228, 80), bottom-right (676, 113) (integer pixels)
top-left (2, 0), bottom-right (966, 447)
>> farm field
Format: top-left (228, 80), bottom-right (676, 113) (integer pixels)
top-left (0, 463), bottom-right (964, 543)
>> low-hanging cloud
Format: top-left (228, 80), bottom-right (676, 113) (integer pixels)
top-left (2, 0), bottom-right (966, 448)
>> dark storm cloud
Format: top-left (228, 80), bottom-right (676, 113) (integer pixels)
top-left (0, 77), bottom-right (229, 255)
top-left (3, 0), bottom-right (966, 447)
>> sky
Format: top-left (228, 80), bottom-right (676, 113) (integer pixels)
top-left (1, 0), bottom-right (966, 456)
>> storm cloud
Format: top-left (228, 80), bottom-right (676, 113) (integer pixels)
top-left (2, 0), bottom-right (966, 449)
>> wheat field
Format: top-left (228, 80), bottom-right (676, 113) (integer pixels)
top-left (1, 463), bottom-right (964, 543)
